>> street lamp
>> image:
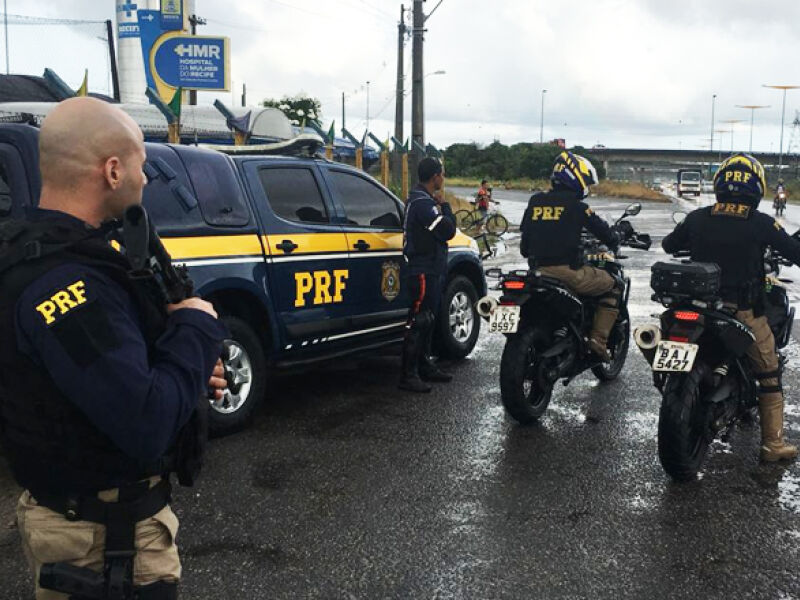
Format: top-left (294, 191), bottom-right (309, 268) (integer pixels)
top-left (763, 84), bottom-right (800, 170)
top-left (736, 104), bottom-right (770, 153)
top-left (425, 70), bottom-right (446, 78)
top-left (715, 129), bottom-right (729, 162)
top-left (365, 80), bottom-right (370, 135)
top-left (721, 119), bottom-right (742, 153)
top-left (709, 94), bottom-right (717, 155)
top-left (539, 89), bottom-right (547, 143)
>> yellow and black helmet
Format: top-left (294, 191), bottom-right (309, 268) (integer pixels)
top-left (713, 153), bottom-right (766, 204)
top-left (551, 151), bottom-right (598, 199)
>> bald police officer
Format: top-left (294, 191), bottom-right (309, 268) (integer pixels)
top-left (0, 97), bottom-right (228, 598)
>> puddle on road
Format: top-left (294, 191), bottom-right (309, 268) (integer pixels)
top-left (779, 473), bottom-right (800, 514)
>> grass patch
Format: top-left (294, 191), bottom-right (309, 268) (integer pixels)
top-left (593, 181), bottom-right (671, 202)
top-left (446, 176), bottom-right (549, 192)
top-left (448, 177), bottom-right (670, 202)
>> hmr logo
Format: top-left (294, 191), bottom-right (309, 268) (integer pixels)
top-left (173, 44), bottom-right (221, 59)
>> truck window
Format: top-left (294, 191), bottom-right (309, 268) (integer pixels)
top-left (328, 170), bottom-right (402, 229)
top-left (681, 172), bottom-right (701, 182)
top-left (177, 148), bottom-right (251, 228)
top-left (258, 167), bottom-right (329, 224)
top-left (142, 145), bottom-right (203, 234)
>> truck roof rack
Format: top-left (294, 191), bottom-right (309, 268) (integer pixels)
top-left (201, 134), bottom-right (324, 157)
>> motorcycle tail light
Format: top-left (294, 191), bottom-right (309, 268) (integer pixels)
top-left (503, 280), bottom-right (525, 290)
top-left (668, 335), bottom-right (690, 343)
top-left (674, 311), bottom-right (700, 321)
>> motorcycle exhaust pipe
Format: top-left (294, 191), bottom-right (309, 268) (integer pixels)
top-left (633, 324), bottom-right (662, 364)
top-left (476, 295), bottom-right (498, 320)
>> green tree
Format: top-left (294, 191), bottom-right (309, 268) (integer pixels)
top-left (262, 95), bottom-right (322, 128)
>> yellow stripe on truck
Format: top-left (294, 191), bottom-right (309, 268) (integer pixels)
top-left (263, 233), bottom-right (350, 255)
top-left (161, 235), bottom-right (264, 260)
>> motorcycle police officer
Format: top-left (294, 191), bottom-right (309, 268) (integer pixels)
top-left (520, 151), bottom-right (623, 361)
top-left (663, 153), bottom-right (800, 462)
top-left (399, 157), bottom-right (456, 393)
top-left (0, 97), bottom-right (228, 598)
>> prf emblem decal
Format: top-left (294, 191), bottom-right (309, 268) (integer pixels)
top-left (35, 280), bottom-right (88, 325)
top-left (711, 203), bottom-right (750, 219)
top-left (381, 261), bottom-right (401, 301)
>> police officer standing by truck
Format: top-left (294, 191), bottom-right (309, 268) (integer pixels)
top-left (0, 97), bottom-right (228, 599)
top-left (662, 153), bottom-right (800, 462)
top-left (400, 157), bottom-right (457, 393)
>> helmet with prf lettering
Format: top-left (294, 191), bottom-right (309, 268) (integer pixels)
top-left (712, 153), bottom-right (766, 206)
top-left (550, 151), bottom-right (598, 199)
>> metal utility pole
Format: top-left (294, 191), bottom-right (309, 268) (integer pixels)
top-left (105, 19), bottom-right (121, 102)
top-left (410, 0), bottom-right (425, 181)
top-left (394, 4), bottom-right (406, 144)
top-left (539, 89), bottom-right (547, 143)
top-left (709, 94), bottom-right (716, 172)
top-left (4, 0), bottom-right (8, 75)
top-left (736, 104), bottom-right (769, 153)
top-left (188, 12), bottom-right (207, 105)
top-left (366, 80), bottom-right (370, 135)
top-left (764, 85), bottom-right (800, 171)
top-left (342, 92), bottom-right (346, 136)
top-left (241, 83), bottom-right (246, 107)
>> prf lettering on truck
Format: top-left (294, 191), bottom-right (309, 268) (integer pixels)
top-left (294, 270), bottom-right (349, 307)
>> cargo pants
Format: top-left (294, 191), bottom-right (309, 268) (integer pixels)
top-left (736, 309), bottom-right (780, 389)
top-left (16, 477), bottom-right (181, 600)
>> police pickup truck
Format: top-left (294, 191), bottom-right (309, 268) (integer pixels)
top-left (0, 124), bottom-right (486, 435)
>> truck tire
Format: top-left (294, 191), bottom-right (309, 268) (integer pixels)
top-left (210, 316), bottom-right (268, 437)
top-left (436, 275), bottom-right (480, 360)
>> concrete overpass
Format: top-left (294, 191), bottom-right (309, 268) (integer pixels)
top-left (589, 147), bottom-right (800, 182)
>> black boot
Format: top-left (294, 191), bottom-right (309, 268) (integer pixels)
top-left (419, 354), bottom-right (453, 382)
top-left (398, 330), bottom-right (432, 393)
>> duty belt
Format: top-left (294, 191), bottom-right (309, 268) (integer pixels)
top-left (34, 478), bottom-right (172, 600)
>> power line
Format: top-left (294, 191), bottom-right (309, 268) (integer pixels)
top-left (0, 13), bottom-right (104, 26)
top-left (205, 18), bottom-right (269, 34)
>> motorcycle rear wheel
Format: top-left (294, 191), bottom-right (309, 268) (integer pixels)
top-left (657, 363), bottom-right (712, 482)
top-left (591, 308), bottom-right (630, 382)
top-left (500, 327), bottom-right (553, 424)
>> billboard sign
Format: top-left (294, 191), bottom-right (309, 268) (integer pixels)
top-left (160, 0), bottom-right (185, 31)
top-left (152, 34), bottom-right (230, 91)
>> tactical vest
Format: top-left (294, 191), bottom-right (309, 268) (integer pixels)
top-left (0, 217), bottom-right (184, 497)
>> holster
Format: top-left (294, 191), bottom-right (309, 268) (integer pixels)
top-left (36, 479), bottom-right (172, 600)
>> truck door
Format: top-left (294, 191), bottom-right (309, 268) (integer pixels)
top-left (322, 167), bottom-right (409, 332)
top-left (243, 161), bottom-right (353, 352)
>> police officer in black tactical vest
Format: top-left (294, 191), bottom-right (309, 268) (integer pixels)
top-left (520, 151), bottom-right (622, 361)
top-left (663, 153), bottom-right (800, 462)
top-left (400, 157), bottom-right (457, 393)
top-left (0, 97), bottom-right (228, 599)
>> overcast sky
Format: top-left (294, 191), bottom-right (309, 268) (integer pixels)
top-left (11, 0), bottom-right (800, 152)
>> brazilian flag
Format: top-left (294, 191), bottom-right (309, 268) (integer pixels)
top-left (327, 121), bottom-right (335, 144)
top-left (168, 87), bottom-right (182, 119)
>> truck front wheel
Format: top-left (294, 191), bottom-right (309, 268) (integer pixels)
top-left (436, 275), bottom-right (480, 360)
top-left (210, 316), bottom-right (268, 436)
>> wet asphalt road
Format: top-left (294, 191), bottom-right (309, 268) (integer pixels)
top-left (2, 196), bottom-right (800, 599)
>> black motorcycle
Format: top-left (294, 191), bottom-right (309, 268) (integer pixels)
top-left (635, 227), bottom-right (796, 481)
top-left (478, 203), bottom-right (652, 424)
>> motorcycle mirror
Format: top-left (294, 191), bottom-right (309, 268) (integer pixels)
top-left (672, 211), bottom-right (687, 225)
top-left (484, 267), bottom-right (503, 278)
top-left (625, 203), bottom-right (642, 216)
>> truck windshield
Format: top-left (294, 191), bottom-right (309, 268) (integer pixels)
top-left (681, 172), bottom-right (701, 182)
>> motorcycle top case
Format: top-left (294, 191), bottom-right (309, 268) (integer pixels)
top-left (650, 261), bottom-right (721, 298)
